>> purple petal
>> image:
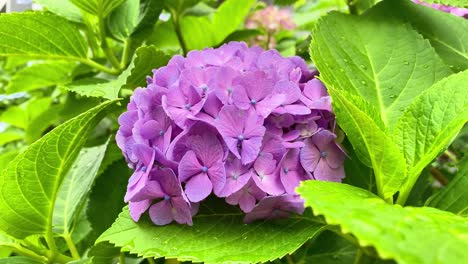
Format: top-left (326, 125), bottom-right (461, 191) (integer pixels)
top-left (255, 94), bottom-right (285, 117)
top-left (156, 168), bottom-right (183, 197)
top-left (314, 161), bottom-right (345, 182)
top-left (311, 130), bottom-right (336, 151)
top-left (216, 105), bottom-right (243, 137)
top-left (170, 196), bottom-right (194, 226)
top-left (149, 200), bottom-right (173, 225)
top-left (275, 80), bottom-right (301, 104)
top-left (129, 199), bottom-right (152, 222)
top-left (243, 110), bottom-right (266, 138)
top-left (238, 191), bottom-right (257, 213)
top-left (178, 151), bottom-right (202, 182)
top-left (253, 154), bottom-right (284, 195)
top-left (207, 161), bottom-right (227, 196)
top-left (280, 169), bottom-right (303, 194)
top-left (241, 137), bottom-right (263, 164)
top-left (189, 133), bottom-right (224, 167)
top-left (184, 173), bottom-right (212, 202)
top-left (300, 139), bottom-right (320, 172)
top-left (218, 157), bottom-right (252, 197)
top-left (322, 142), bottom-right (346, 169)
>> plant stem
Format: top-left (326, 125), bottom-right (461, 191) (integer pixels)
top-left (165, 258), bottom-right (180, 264)
top-left (353, 248), bottom-right (365, 264)
top-left (79, 58), bottom-right (121, 75)
top-left (121, 39), bottom-right (133, 69)
top-left (430, 167), bottom-right (449, 186)
top-left (171, 12), bottom-right (188, 56)
top-left (347, 0), bottom-right (358, 15)
top-left (8, 245), bottom-right (48, 263)
top-left (119, 252), bottom-right (126, 264)
top-left (63, 233), bottom-right (80, 259)
top-left (286, 254), bottom-right (295, 264)
top-left (443, 149), bottom-right (458, 163)
top-left (147, 257), bottom-right (156, 264)
top-left (98, 16), bottom-right (122, 70)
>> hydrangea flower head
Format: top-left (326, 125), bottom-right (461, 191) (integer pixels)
top-left (116, 42), bottom-right (346, 226)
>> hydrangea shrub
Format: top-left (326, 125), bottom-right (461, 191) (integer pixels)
top-left (116, 42), bottom-right (345, 225)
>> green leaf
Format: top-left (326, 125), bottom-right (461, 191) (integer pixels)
top-left (97, 206), bottom-right (325, 263)
top-left (296, 231), bottom-right (358, 264)
top-left (297, 181), bottom-right (468, 264)
top-left (33, 0), bottom-right (83, 22)
top-left (180, 0), bottom-right (256, 50)
top-left (0, 98), bottom-right (52, 130)
top-left (0, 131), bottom-right (24, 146)
top-left (25, 104), bottom-right (63, 144)
top-left (0, 233), bottom-right (14, 258)
top-left (0, 12), bottom-right (88, 60)
top-left (107, 0), bottom-right (139, 41)
top-left (6, 62), bottom-right (76, 94)
top-left (53, 141), bottom-right (109, 234)
top-left (310, 11), bottom-right (451, 128)
top-left (61, 78), bottom-right (121, 100)
top-left (426, 158), bottom-right (468, 216)
top-left (70, 0), bottom-right (126, 18)
top-left (0, 151), bottom-right (19, 173)
top-left (0, 106), bottom-right (27, 129)
top-left (0, 100), bottom-right (117, 239)
top-left (328, 90), bottom-right (406, 199)
top-left (309, 9), bottom-right (454, 199)
top-left (0, 257), bottom-right (44, 264)
top-left (88, 241), bottom-right (121, 264)
top-left (125, 46), bottom-right (170, 90)
top-left (87, 159), bottom-right (129, 238)
top-left (392, 70), bottom-right (468, 203)
top-left (342, 139), bottom-right (375, 193)
top-left (371, 0), bottom-right (468, 72)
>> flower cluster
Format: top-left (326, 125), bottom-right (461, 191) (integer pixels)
top-left (116, 42), bottom-right (346, 226)
top-left (245, 6), bottom-right (296, 49)
top-left (414, 0), bottom-right (468, 18)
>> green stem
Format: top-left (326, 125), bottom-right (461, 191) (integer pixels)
top-left (147, 258), bottom-right (155, 264)
top-left (444, 149), bottom-right (458, 163)
top-left (121, 39), bottom-right (133, 69)
top-left (286, 254), bottom-right (295, 264)
top-left (353, 248), bottom-right (365, 264)
top-left (8, 245), bottom-right (48, 263)
top-left (164, 258), bottom-right (180, 264)
top-left (119, 252), bottom-right (126, 264)
top-left (63, 233), bottom-right (80, 259)
top-left (98, 16), bottom-right (122, 70)
top-left (54, 253), bottom-right (74, 263)
top-left (347, 0), bottom-right (358, 15)
top-left (79, 58), bottom-right (121, 75)
top-left (171, 12), bottom-right (188, 56)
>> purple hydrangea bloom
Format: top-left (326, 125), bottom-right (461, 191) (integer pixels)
top-left (116, 41), bottom-right (346, 226)
top-left (414, 0), bottom-right (468, 18)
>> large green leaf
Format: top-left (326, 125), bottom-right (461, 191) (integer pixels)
top-left (70, 0), bottom-right (126, 18)
top-left (329, 90), bottom-right (406, 199)
top-left (0, 131), bottom-right (24, 146)
top-left (392, 70), bottom-right (468, 203)
top-left (6, 62), bottom-right (76, 94)
top-left (0, 100), bottom-right (116, 239)
top-left (297, 181), bottom-right (468, 264)
top-left (107, 0), bottom-right (139, 41)
top-left (309, 9), bottom-right (454, 199)
top-left (371, 0), bottom-right (468, 72)
top-left (33, 0), bottom-right (83, 22)
top-left (180, 0), bottom-right (256, 50)
top-left (0, 98), bottom-right (52, 130)
top-left (0, 12), bottom-right (88, 60)
top-left (97, 205), bottom-right (325, 263)
top-left (53, 141), bottom-right (109, 234)
top-left (426, 158), bottom-right (468, 216)
top-left (310, 11), bottom-right (450, 128)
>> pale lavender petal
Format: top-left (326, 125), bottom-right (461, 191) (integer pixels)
top-left (178, 151), bottom-right (202, 182)
top-left (300, 139), bottom-right (320, 172)
top-left (314, 160), bottom-right (345, 182)
top-left (216, 105), bottom-right (243, 137)
top-left (238, 191), bottom-right (257, 213)
top-left (149, 200), bottom-right (173, 225)
top-left (241, 137), bottom-right (263, 164)
top-left (322, 142), bottom-right (346, 169)
top-left (189, 133), bottom-right (224, 167)
top-left (170, 196), bottom-right (194, 226)
top-left (253, 154), bottom-right (284, 195)
top-left (129, 199), bottom-right (152, 221)
top-left (255, 94), bottom-right (285, 117)
top-left (157, 168), bottom-right (183, 197)
top-left (185, 173), bottom-right (213, 202)
top-left (207, 161), bottom-right (226, 196)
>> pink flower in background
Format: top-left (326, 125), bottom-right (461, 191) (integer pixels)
top-left (245, 6), bottom-right (297, 49)
top-left (413, 0), bottom-right (468, 18)
top-left (116, 42), bottom-right (346, 226)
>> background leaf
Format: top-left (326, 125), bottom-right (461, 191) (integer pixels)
top-left (371, 0), bottom-right (468, 72)
top-left (297, 181), bottom-right (468, 264)
top-left (6, 62), bottom-right (76, 94)
top-left (70, 0), bottom-right (126, 18)
top-left (107, 0), bottom-right (139, 41)
top-left (0, 13), bottom-right (88, 60)
top-left (426, 157), bottom-right (468, 216)
top-left (0, 100), bottom-right (116, 239)
top-left (0, 256), bottom-right (44, 263)
top-left (97, 205), bottom-right (325, 263)
top-left (392, 70), bottom-right (468, 203)
top-left (33, 0), bottom-right (83, 22)
top-left (53, 141), bottom-right (110, 234)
